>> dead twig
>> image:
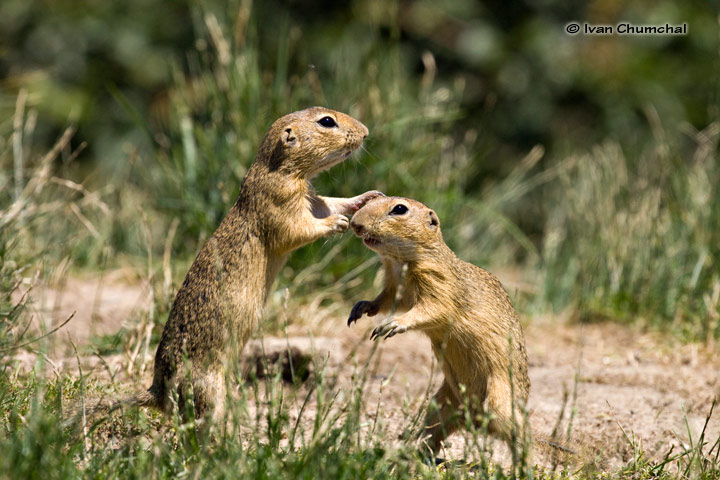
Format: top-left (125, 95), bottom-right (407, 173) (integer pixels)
top-left (0, 311), bottom-right (76, 353)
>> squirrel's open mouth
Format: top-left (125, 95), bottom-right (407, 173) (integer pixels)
top-left (364, 236), bottom-right (381, 247)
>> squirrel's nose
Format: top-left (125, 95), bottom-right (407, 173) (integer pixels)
top-left (350, 220), bottom-right (365, 236)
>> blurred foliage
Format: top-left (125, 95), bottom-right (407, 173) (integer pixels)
top-left (0, 0), bottom-right (192, 166)
top-left (2, 0), bottom-right (717, 174)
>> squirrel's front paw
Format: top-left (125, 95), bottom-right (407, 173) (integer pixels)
top-left (370, 320), bottom-right (407, 340)
top-left (347, 300), bottom-right (380, 326)
top-left (326, 214), bottom-right (349, 235)
top-left (349, 190), bottom-right (385, 212)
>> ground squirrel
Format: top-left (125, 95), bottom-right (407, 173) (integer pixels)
top-left (145, 107), bottom-right (382, 420)
top-left (347, 196), bottom-right (531, 456)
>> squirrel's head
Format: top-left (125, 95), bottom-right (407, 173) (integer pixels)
top-left (350, 196), bottom-right (442, 262)
top-left (257, 107), bottom-right (368, 178)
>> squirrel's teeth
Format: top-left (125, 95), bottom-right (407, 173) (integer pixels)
top-left (364, 236), bottom-right (380, 247)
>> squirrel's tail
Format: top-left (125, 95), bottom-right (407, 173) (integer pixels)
top-left (122, 389), bottom-right (158, 409)
top-left (63, 388), bottom-right (160, 431)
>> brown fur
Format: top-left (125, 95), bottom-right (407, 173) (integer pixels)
top-left (347, 196), bottom-right (531, 456)
top-left (148, 107), bottom-right (382, 420)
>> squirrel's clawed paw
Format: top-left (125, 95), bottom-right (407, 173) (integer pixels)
top-left (370, 320), bottom-right (407, 340)
top-left (326, 214), bottom-right (349, 234)
top-left (347, 300), bottom-right (379, 326)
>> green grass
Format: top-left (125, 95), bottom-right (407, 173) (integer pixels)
top-left (0, 346), bottom-right (539, 480)
top-left (538, 127), bottom-right (720, 339)
top-left (1, 342), bottom-right (718, 479)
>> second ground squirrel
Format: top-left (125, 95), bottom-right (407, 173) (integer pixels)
top-left (348, 196), bottom-right (531, 456)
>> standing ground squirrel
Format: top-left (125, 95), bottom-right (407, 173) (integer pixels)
top-left (347, 196), bottom-right (531, 456)
top-left (144, 107), bottom-right (382, 420)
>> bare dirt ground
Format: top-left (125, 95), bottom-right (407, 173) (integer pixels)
top-left (10, 274), bottom-right (720, 473)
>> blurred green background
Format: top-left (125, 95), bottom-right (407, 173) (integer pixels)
top-left (1, 0), bottom-right (719, 339)
top-left (2, 1), bottom-right (716, 167)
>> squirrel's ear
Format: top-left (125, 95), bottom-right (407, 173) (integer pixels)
top-left (428, 210), bottom-right (439, 229)
top-left (282, 127), bottom-right (297, 147)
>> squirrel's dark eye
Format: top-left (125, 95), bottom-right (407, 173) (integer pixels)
top-left (390, 204), bottom-right (409, 215)
top-left (317, 116), bottom-right (337, 128)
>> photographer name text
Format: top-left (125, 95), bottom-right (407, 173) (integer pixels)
top-left (565, 22), bottom-right (687, 35)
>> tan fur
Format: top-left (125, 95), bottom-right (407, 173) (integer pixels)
top-left (348, 196), bottom-right (531, 457)
top-left (148, 107), bottom-right (382, 420)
